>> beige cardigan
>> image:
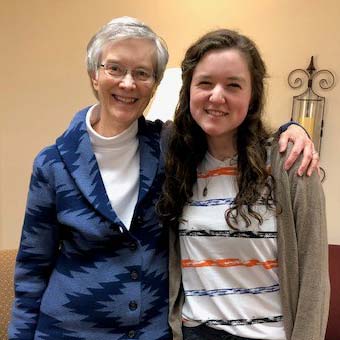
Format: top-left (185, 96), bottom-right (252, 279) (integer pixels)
top-left (168, 140), bottom-right (330, 340)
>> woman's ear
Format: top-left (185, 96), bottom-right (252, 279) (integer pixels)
top-left (91, 74), bottom-right (99, 91)
top-left (150, 82), bottom-right (159, 98)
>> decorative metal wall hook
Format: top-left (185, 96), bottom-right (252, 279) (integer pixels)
top-left (288, 56), bottom-right (335, 92)
top-left (288, 56), bottom-right (335, 158)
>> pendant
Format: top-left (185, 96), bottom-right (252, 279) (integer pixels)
top-left (203, 186), bottom-right (208, 197)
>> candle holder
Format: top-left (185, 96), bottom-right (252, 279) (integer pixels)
top-left (288, 56), bottom-right (335, 155)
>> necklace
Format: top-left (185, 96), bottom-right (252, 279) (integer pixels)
top-left (203, 185), bottom-right (208, 197)
top-left (201, 153), bottom-right (238, 197)
top-left (201, 167), bottom-right (210, 197)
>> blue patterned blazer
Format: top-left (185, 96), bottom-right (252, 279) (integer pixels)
top-left (9, 107), bottom-right (170, 340)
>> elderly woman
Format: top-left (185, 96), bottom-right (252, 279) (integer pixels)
top-left (9, 17), bottom-right (316, 340)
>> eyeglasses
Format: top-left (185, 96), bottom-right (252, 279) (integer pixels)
top-left (100, 62), bottom-right (155, 82)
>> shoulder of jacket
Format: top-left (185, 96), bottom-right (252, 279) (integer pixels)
top-left (143, 117), bottom-right (165, 134)
top-left (32, 144), bottom-right (62, 178)
top-left (270, 140), bottom-right (301, 175)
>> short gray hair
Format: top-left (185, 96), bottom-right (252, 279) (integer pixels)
top-left (86, 16), bottom-right (169, 84)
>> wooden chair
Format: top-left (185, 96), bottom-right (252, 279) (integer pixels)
top-left (325, 244), bottom-right (340, 340)
top-left (0, 249), bottom-right (16, 340)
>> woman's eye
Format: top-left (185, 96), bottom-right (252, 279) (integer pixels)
top-left (229, 83), bottom-right (241, 89)
top-left (109, 65), bottom-right (121, 72)
top-left (198, 81), bottom-right (211, 86)
top-left (136, 70), bottom-right (148, 77)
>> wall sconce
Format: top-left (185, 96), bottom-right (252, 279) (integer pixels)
top-left (288, 56), bottom-right (335, 154)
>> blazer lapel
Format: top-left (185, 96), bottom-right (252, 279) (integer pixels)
top-left (56, 107), bottom-right (120, 225)
top-left (137, 117), bottom-right (161, 204)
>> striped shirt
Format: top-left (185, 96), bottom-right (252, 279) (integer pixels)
top-left (179, 151), bottom-right (286, 340)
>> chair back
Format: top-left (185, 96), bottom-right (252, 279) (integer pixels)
top-left (325, 244), bottom-right (340, 340)
top-left (0, 249), bottom-right (16, 340)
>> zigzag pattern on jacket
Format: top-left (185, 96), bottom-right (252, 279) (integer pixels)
top-left (9, 107), bottom-right (170, 340)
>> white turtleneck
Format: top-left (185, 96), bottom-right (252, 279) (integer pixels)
top-left (86, 105), bottom-right (140, 229)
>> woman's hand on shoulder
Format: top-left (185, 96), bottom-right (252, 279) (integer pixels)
top-left (278, 124), bottom-right (320, 177)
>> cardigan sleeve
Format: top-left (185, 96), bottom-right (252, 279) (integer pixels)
top-left (289, 163), bottom-right (329, 340)
top-left (8, 149), bottom-right (60, 340)
top-left (274, 142), bottom-right (330, 340)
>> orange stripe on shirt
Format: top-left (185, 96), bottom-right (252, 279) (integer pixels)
top-left (181, 258), bottom-right (278, 270)
top-left (198, 167), bottom-right (238, 179)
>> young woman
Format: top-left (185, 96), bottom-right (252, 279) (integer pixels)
top-left (158, 29), bottom-right (329, 340)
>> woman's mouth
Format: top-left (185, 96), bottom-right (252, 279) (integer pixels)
top-left (205, 109), bottom-right (228, 117)
top-left (112, 94), bottom-right (138, 104)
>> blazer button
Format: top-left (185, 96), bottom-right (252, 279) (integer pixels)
top-left (136, 216), bottom-right (143, 225)
top-left (129, 242), bottom-right (137, 251)
top-left (129, 300), bottom-right (138, 311)
top-left (127, 330), bottom-right (135, 338)
top-left (130, 270), bottom-right (138, 280)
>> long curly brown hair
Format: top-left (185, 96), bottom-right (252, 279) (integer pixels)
top-left (157, 29), bottom-right (277, 229)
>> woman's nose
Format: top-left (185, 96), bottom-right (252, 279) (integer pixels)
top-left (119, 73), bottom-right (136, 89)
top-left (209, 85), bottom-right (226, 104)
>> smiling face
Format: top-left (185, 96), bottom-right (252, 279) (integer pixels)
top-left (190, 48), bottom-right (252, 156)
top-left (91, 38), bottom-right (157, 136)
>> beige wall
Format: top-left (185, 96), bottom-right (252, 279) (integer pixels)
top-left (1, 0), bottom-right (340, 249)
